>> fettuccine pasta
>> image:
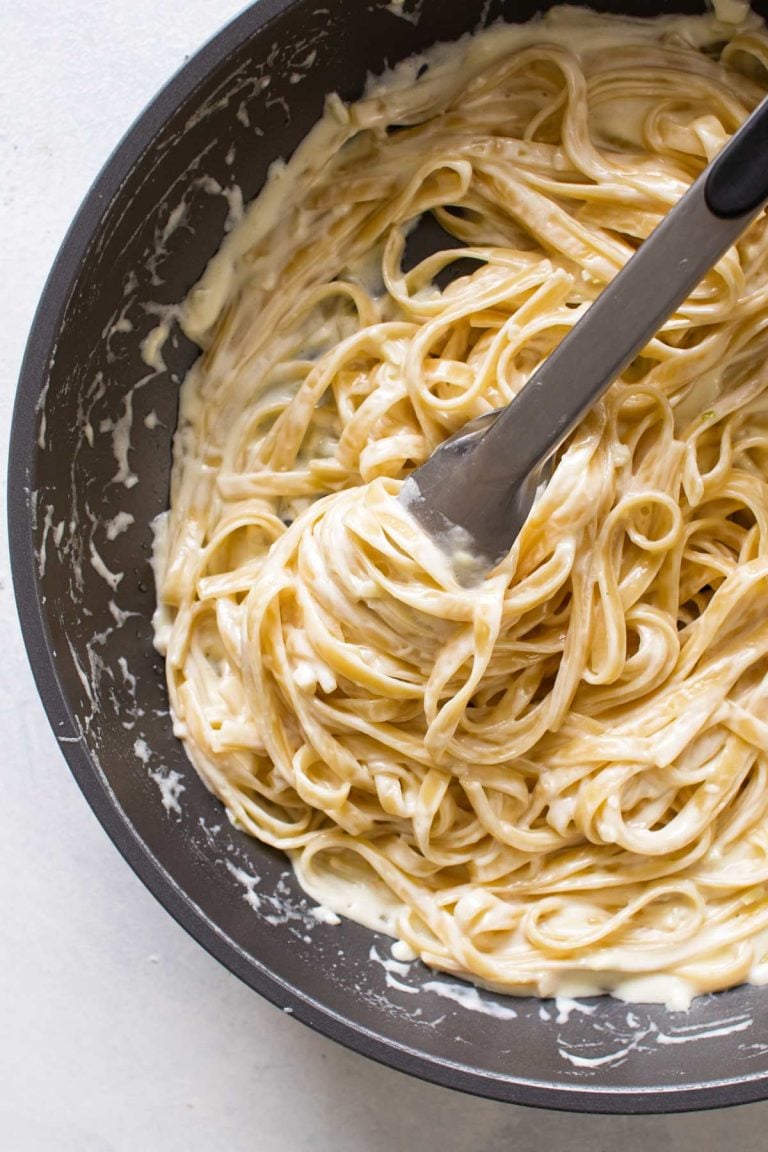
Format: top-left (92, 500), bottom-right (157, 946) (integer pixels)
top-left (155, 6), bottom-right (768, 1005)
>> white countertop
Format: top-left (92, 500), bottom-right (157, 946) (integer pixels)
top-left (2, 3), bottom-right (768, 1148)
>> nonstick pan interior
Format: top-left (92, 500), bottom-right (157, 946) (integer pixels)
top-left (9, 0), bottom-right (768, 1112)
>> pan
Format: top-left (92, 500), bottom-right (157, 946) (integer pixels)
top-left (9, 0), bottom-right (768, 1112)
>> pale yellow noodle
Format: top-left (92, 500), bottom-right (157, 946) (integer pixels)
top-left (155, 7), bottom-right (768, 1005)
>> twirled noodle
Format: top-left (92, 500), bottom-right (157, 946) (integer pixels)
top-left (154, 6), bottom-right (768, 1006)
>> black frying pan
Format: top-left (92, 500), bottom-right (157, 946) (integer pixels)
top-left (9, 0), bottom-right (768, 1113)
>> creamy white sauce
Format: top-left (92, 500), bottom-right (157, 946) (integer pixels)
top-left (309, 904), bottom-right (342, 925)
top-left (150, 769), bottom-right (185, 815)
top-left (421, 980), bottom-right (518, 1020)
top-left (226, 862), bottom-right (263, 911)
top-left (555, 997), bottom-right (598, 1024)
top-left (88, 539), bottom-right (123, 592)
top-left (104, 511), bottom-right (135, 541)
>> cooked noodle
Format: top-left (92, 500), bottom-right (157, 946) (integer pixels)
top-left (155, 7), bottom-right (768, 1004)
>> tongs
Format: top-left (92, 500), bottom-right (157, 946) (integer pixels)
top-left (401, 98), bottom-right (768, 574)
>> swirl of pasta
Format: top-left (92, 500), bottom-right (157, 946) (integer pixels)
top-left (156, 6), bottom-right (768, 1003)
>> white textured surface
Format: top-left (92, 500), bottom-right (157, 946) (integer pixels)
top-left (2, 3), bottom-right (768, 1148)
